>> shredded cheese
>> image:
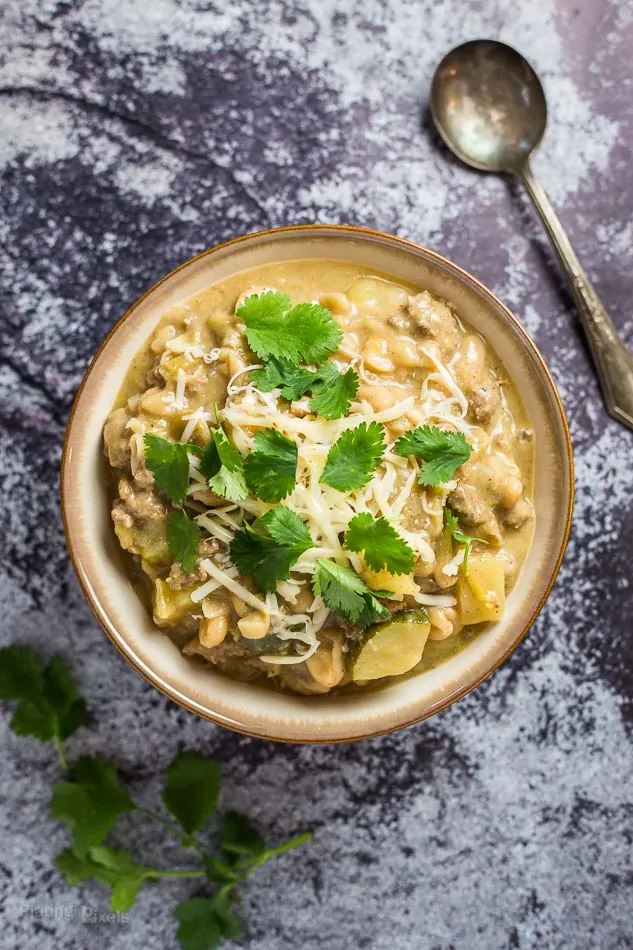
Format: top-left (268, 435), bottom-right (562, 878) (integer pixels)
top-left (198, 559), bottom-right (275, 613)
top-left (175, 368), bottom-right (187, 411)
top-left (168, 329), bottom-right (480, 662)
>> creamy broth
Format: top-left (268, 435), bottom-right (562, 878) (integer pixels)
top-left (104, 260), bottom-right (534, 695)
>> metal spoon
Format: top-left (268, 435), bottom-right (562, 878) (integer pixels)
top-left (430, 38), bottom-right (633, 431)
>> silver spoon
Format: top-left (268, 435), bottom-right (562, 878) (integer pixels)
top-left (430, 39), bottom-right (633, 431)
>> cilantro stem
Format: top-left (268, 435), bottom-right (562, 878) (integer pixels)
top-left (53, 733), bottom-right (67, 770)
top-left (237, 833), bottom-right (313, 876)
top-left (137, 807), bottom-right (205, 857)
top-left (148, 869), bottom-right (206, 880)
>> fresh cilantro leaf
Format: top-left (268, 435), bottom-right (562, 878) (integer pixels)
top-left (199, 426), bottom-right (247, 503)
top-left (445, 508), bottom-right (488, 574)
top-left (312, 559), bottom-right (390, 626)
top-left (162, 752), bottom-right (222, 836)
top-left (0, 648), bottom-right (87, 757)
top-left (320, 422), bottom-right (385, 491)
top-left (174, 895), bottom-right (243, 950)
top-left (50, 755), bottom-right (135, 857)
top-left (394, 425), bottom-right (472, 486)
top-left (211, 895), bottom-right (245, 940)
top-left (260, 506), bottom-right (313, 549)
top-left (345, 513), bottom-right (416, 576)
top-left (0, 645), bottom-right (43, 698)
top-left (168, 510), bottom-right (203, 574)
top-left (355, 593), bottom-right (393, 629)
top-left (251, 357), bottom-right (317, 401)
top-left (56, 846), bottom-right (149, 913)
top-left (222, 811), bottom-right (266, 860)
top-left (238, 292), bottom-right (343, 364)
top-left (309, 362), bottom-right (359, 420)
top-left (229, 507), bottom-right (312, 593)
top-left (229, 523), bottom-right (269, 577)
top-left (144, 434), bottom-right (193, 504)
top-left (243, 429), bottom-right (298, 502)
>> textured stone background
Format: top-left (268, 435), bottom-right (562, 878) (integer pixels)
top-left (1, 1), bottom-right (632, 948)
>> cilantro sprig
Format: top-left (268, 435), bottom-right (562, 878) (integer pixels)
top-left (309, 362), bottom-right (359, 420)
top-left (344, 513), bottom-right (416, 576)
top-left (229, 507), bottom-right (312, 593)
top-left (444, 508), bottom-right (488, 574)
top-left (320, 422), bottom-right (386, 491)
top-left (0, 645), bottom-right (312, 949)
top-left (200, 425), bottom-right (248, 503)
top-left (394, 425), bottom-right (472, 486)
top-left (0, 646), bottom-right (86, 767)
top-left (312, 560), bottom-right (390, 628)
top-left (144, 433), bottom-right (201, 504)
top-left (243, 428), bottom-right (298, 502)
top-left (168, 510), bottom-right (203, 573)
top-left (237, 291), bottom-right (343, 365)
top-left (251, 357), bottom-right (318, 401)
top-left (252, 358), bottom-right (359, 420)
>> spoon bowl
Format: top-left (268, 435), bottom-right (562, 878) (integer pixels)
top-left (430, 39), bottom-right (633, 431)
top-left (430, 39), bottom-right (547, 173)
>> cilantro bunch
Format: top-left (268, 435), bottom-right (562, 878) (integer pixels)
top-left (0, 646), bottom-right (311, 949)
top-left (239, 291), bottom-right (359, 420)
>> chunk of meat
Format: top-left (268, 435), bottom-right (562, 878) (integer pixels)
top-left (118, 477), bottom-right (167, 521)
top-left (166, 537), bottom-right (221, 590)
top-left (447, 484), bottom-right (502, 544)
top-left (500, 497), bottom-right (534, 529)
top-left (167, 561), bottom-right (206, 590)
top-left (387, 311), bottom-right (413, 333)
top-left (467, 379), bottom-right (501, 425)
top-left (406, 292), bottom-right (461, 357)
top-left (461, 455), bottom-right (524, 510)
top-left (103, 407), bottom-right (131, 468)
top-left (111, 503), bottom-right (133, 529)
top-left (133, 463), bottom-right (155, 489)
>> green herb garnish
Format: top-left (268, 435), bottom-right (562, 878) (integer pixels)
top-left (320, 421), bottom-right (385, 491)
top-left (252, 357), bottom-right (359, 420)
top-left (0, 645), bottom-right (312, 949)
top-left (0, 647), bottom-right (86, 767)
top-left (237, 291), bottom-right (343, 364)
top-left (251, 357), bottom-right (318, 401)
top-left (394, 425), bottom-right (472, 486)
top-left (229, 506), bottom-right (312, 593)
top-left (312, 559), bottom-right (390, 627)
top-left (345, 513), bottom-right (416, 576)
top-left (168, 510), bottom-right (203, 573)
top-left (444, 508), bottom-right (488, 574)
top-left (144, 433), bottom-right (199, 504)
top-left (243, 428), bottom-right (298, 502)
top-left (308, 362), bottom-right (359, 420)
top-left (200, 426), bottom-right (247, 503)
top-left (51, 755), bottom-right (136, 857)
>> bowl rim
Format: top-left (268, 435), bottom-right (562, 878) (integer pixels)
top-left (60, 223), bottom-right (574, 743)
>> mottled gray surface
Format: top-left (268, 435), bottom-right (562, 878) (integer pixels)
top-left (1, 1), bottom-right (632, 948)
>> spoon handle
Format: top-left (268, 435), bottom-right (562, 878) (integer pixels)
top-left (517, 161), bottom-right (633, 431)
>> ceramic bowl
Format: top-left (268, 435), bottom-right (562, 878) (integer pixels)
top-left (61, 225), bottom-right (573, 742)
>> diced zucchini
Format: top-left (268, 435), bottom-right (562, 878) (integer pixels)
top-left (350, 609), bottom-right (430, 681)
top-left (346, 277), bottom-right (409, 313)
top-left (457, 553), bottom-right (506, 625)
top-left (153, 580), bottom-right (196, 626)
top-left (113, 519), bottom-right (169, 565)
top-left (138, 522), bottom-right (170, 565)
